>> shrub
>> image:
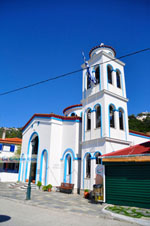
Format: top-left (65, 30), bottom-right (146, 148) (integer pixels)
top-left (47, 184), bottom-right (52, 189)
top-left (37, 181), bottom-right (42, 189)
top-left (42, 186), bottom-right (47, 191)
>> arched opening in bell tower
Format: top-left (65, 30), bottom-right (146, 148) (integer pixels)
top-left (116, 70), bottom-right (121, 88)
top-left (95, 66), bottom-right (100, 84)
top-left (87, 109), bottom-right (91, 130)
top-left (109, 105), bottom-right (115, 128)
top-left (107, 65), bottom-right (113, 84)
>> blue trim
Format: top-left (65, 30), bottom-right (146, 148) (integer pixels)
top-left (80, 111), bottom-right (82, 117)
top-left (93, 103), bottom-right (102, 138)
top-left (64, 153), bottom-right (72, 183)
top-left (25, 132), bottom-right (39, 183)
top-left (83, 152), bottom-right (92, 189)
top-left (51, 117), bottom-right (81, 123)
top-left (93, 151), bottom-right (102, 158)
top-left (10, 145), bottom-right (15, 152)
top-left (85, 107), bottom-right (92, 112)
top-left (0, 144), bottom-right (3, 150)
top-left (129, 132), bottom-right (150, 139)
top-left (61, 148), bottom-right (79, 160)
top-left (39, 149), bottom-right (48, 185)
top-left (108, 103), bottom-right (116, 137)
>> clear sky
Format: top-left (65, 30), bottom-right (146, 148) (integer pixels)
top-left (0, 0), bottom-right (150, 128)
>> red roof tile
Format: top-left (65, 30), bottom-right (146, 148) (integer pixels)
top-left (63, 104), bottom-right (82, 114)
top-left (22, 113), bottom-right (82, 131)
top-left (89, 44), bottom-right (116, 58)
top-left (102, 141), bottom-right (150, 158)
top-left (0, 137), bottom-right (22, 145)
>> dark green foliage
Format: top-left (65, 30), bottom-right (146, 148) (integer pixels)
top-left (0, 127), bottom-right (22, 138)
top-left (129, 115), bottom-right (150, 133)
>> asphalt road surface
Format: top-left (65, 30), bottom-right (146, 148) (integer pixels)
top-left (0, 197), bottom-right (138, 226)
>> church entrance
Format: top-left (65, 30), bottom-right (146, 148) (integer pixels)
top-left (30, 136), bottom-right (39, 182)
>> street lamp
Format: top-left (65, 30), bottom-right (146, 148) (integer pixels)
top-left (26, 139), bottom-right (35, 200)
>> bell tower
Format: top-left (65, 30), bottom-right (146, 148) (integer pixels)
top-left (81, 43), bottom-right (130, 154)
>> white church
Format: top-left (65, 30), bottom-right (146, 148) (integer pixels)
top-left (19, 43), bottom-right (150, 193)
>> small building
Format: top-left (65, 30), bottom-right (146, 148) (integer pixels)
top-left (102, 141), bottom-right (150, 208)
top-left (0, 137), bottom-right (22, 182)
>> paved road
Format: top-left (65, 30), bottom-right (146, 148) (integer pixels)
top-left (0, 182), bottom-right (139, 226)
top-left (0, 197), bottom-right (138, 226)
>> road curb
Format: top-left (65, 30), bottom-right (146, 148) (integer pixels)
top-left (102, 205), bottom-right (150, 226)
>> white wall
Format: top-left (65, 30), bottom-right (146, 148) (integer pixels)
top-left (129, 133), bottom-right (150, 145)
top-left (0, 172), bottom-right (18, 182)
top-left (20, 116), bottom-right (82, 190)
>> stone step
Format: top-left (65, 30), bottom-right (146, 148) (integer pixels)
top-left (20, 183), bottom-right (37, 190)
top-left (8, 182), bottom-right (37, 190)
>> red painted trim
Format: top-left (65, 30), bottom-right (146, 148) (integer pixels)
top-left (0, 137), bottom-right (22, 145)
top-left (63, 104), bottom-right (82, 114)
top-left (89, 44), bottom-right (116, 58)
top-left (129, 130), bottom-right (150, 138)
top-left (22, 113), bottom-right (82, 131)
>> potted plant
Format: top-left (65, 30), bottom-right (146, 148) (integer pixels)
top-left (47, 184), bottom-right (52, 192)
top-left (84, 189), bottom-right (89, 199)
top-left (37, 181), bottom-right (42, 190)
top-left (42, 185), bottom-right (47, 191)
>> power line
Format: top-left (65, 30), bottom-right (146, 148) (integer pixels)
top-left (0, 48), bottom-right (149, 97)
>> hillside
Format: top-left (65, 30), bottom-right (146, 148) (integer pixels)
top-left (0, 128), bottom-right (22, 139)
top-left (129, 114), bottom-right (150, 134)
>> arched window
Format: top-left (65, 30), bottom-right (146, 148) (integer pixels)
top-left (95, 152), bottom-right (101, 164)
top-left (71, 113), bottom-right (76, 117)
top-left (87, 109), bottom-right (91, 130)
top-left (68, 155), bottom-right (71, 175)
top-left (86, 154), bottom-right (91, 178)
top-left (107, 65), bottom-right (113, 84)
top-left (116, 70), bottom-right (121, 88)
top-left (95, 66), bottom-right (100, 84)
top-left (109, 105), bottom-right (115, 128)
top-left (95, 105), bottom-right (101, 128)
top-left (119, 108), bottom-right (124, 130)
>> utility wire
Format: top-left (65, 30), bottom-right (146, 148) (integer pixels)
top-left (0, 48), bottom-right (149, 97)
